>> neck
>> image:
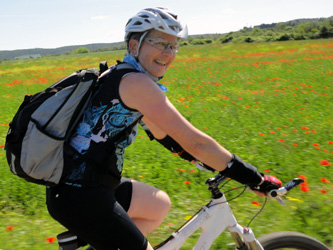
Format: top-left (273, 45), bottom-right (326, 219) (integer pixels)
top-left (123, 53), bottom-right (162, 82)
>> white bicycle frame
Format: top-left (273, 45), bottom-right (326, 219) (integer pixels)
top-left (155, 193), bottom-right (263, 250)
top-left (71, 175), bottom-right (304, 250)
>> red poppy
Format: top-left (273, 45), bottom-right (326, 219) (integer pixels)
top-left (45, 237), bottom-right (56, 243)
top-left (6, 226), bottom-right (14, 231)
top-left (184, 181), bottom-right (191, 184)
top-left (319, 160), bottom-right (332, 165)
top-left (300, 183), bottom-right (310, 192)
top-left (298, 175), bottom-right (307, 180)
top-left (320, 189), bottom-right (327, 194)
top-left (321, 178), bottom-right (330, 183)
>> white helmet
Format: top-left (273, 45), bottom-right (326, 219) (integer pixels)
top-left (125, 7), bottom-right (188, 41)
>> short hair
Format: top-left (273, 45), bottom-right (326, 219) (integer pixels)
top-left (126, 32), bottom-right (145, 53)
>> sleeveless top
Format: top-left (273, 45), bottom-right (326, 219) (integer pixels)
top-left (62, 63), bottom-right (142, 188)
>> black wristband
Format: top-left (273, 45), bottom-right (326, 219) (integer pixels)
top-left (156, 135), bottom-right (196, 162)
top-left (220, 154), bottom-right (263, 186)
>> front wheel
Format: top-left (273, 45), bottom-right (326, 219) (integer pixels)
top-left (258, 231), bottom-right (329, 250)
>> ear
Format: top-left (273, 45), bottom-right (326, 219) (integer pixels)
top-left (128, 39), bottom-right (139, 56)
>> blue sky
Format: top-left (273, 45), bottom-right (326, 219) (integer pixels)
top-left (1, 0), bottom-right (332, 51)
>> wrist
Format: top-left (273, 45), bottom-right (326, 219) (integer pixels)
top-left (221, 154), bottom-right (262, 186)
top-left (258, 176), bottom-right (265, 185)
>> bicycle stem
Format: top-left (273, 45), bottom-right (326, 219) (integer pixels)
top-left (205, 173), bottom-right (228, 199)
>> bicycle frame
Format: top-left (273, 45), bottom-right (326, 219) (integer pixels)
top-left (155, 193), bottom-right (263, 250)
top-left (58, 175), bottom-right (305, 250)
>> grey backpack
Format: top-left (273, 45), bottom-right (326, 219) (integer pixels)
top-left (4, 62), bottom-right (135, 186)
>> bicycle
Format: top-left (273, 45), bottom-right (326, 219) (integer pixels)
top-left (57, 171), bottom-right (330, 250)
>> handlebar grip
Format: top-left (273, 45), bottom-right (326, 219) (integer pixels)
top-left (284, 178), bottom-right (304, 191)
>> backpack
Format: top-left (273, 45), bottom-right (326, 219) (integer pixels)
top-left (4, 61), bottom-right (137, 186)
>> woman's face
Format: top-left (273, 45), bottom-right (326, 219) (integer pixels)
top-left (131, 30), bottom-right (178, 78)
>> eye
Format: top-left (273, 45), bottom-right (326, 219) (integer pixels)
top-left (155, 41), bottom-right (168, 49)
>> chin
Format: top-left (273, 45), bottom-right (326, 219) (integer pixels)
top-left (151, 71), bottom-right (165, 78)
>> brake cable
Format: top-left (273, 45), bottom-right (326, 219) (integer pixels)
top-left (209, 181), bottom-right (268, 228)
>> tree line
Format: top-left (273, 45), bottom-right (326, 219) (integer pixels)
top-left (217, 16), bottom-right (333, 44)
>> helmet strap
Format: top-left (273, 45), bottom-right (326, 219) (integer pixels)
top-left (134, 31), bottom-right (149, 59)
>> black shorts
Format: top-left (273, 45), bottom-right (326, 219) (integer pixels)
top-left (46, 178), bottom-right (147, 250)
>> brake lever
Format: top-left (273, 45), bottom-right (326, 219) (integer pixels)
top-left (274, 197), bottom-right (286, 205)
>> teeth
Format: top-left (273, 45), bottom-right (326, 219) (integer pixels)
top-left (156, 60), bottom-right (166, 66)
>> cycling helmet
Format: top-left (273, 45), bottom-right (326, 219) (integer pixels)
top-left (125, 7), bottom-right (188, 42)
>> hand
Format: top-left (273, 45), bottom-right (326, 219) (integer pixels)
top-left (249, 175), bottom-right (282, 197)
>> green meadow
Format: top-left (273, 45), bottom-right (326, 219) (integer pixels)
top-left (0, 39), bottom-right (332, 249)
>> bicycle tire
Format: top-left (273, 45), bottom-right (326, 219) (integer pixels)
top-left (258, 231), bottom-right (329, 250)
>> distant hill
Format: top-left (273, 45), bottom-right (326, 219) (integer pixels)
top-left (1, 16), bottom-right (332, 61)
top-left (0, 42), bottom-right (124, 60)
top-left (253, 17), bottom-right (329, 29)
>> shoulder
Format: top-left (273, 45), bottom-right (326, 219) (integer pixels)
top-left (121, 72), bottom-right (154, 86)
top-left (120, 72), bottom-right (164, 98)
top-left (119, 73), bottom-right (167, 112)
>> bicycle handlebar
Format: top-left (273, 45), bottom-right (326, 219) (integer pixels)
top-left (205, 174), bottom-right (305, 204)
top-left (268, 178), bottom-right (304, 198)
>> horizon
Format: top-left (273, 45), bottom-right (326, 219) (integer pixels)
top-left (1, 0), bottom-right (333, 51)
top-left (2, 15), bottom-right (332, 52)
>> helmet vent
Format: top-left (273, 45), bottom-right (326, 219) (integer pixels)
top-left (133, 21), bottom-right (143, 26)
top-left (159, 13), bottom-right (168, 20)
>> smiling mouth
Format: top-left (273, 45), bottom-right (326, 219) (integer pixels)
top-left (155, 60), bottom-right (166, 66)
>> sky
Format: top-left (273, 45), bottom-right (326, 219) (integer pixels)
top-left (1, 0), bottom-right (332, 51)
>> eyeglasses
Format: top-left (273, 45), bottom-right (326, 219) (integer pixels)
top-left (145, 38), bottom-right (179, 53)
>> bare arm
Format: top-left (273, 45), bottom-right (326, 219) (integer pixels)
top-left (119, 73), bottom-right (232, 171)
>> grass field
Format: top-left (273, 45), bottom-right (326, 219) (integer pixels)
top-left (0, 39), bottom-right (332, 249)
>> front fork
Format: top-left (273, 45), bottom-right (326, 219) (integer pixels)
top-left (229, 225), bottom-right (264, 250)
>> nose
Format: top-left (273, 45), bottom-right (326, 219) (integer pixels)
top-left (162, 47), bottom-right (176, 56)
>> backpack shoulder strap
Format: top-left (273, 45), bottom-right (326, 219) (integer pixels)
top-left (115, 62), bottom-right (136, 71)
top-left (99, 61), bottom-right (109, 75)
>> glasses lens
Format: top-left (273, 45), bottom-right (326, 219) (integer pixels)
top-left (146, 38), bottom-right (179, 53)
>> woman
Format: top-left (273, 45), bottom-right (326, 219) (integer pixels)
top-left (47, 7), bottom-right (281, 250)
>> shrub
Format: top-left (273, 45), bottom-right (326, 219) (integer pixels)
top-left (73, 47), bottom-right (90, 54)
top-left (276, 34), bottom-right (291, 41)
top-left (293, 33), bottom-right (306, 40)
top-left (244, 37), bottom-right (254, 43)
top-left (190, 39), bottom-right (205, 45)
top-left (221, 36), bottom-right (233, 43)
